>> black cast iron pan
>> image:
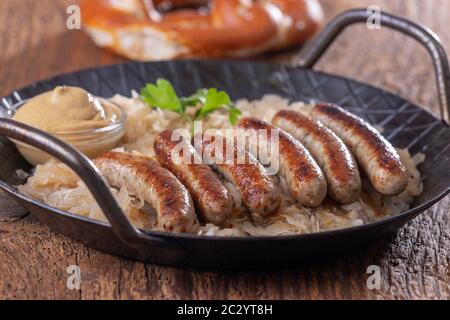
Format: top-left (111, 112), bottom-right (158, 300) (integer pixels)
top-left (0, 10), bottom-right (449, 268)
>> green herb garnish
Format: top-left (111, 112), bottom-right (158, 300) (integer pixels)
top-left (140, 79), bottom-right (183, 114)
top-left (227, 106), bottom-right (242, 125)
top-left (181, 88), bottom-right (208, 107)
top-left (140, 79), bottom-right (241, 124)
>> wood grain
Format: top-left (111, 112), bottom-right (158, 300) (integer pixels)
top-left (0, 0), bottom-right (449, 300)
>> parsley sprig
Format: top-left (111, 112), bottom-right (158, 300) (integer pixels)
top-left (140, 79), bottom-right (241, 125)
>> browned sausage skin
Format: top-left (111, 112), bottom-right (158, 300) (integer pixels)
top-left (272, 109), bottom-right (362, 204)
top-left (193, 133), bottom-right (280, 220)
top-left (312, 103), bottom-right (408, 195)
top-left (238, 117), bottom-right (327, 207)
top-left (95, 151), bottom-right (199, 233)
top-left (154, 130), bottom-right (233, 225)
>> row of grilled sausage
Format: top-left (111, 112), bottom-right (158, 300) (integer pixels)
top-left (95, 103), bottom-right (409, 233)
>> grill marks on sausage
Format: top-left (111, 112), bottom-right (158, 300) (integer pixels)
top-left (154, 130), bottom-right (232, 225)
top-left (194, 133), bottom-right (281, 219)
top-left (312, 103), bottom-right (408, 195)
top-left (94, 102), bottom-right (409, 231)
top-left (95, 151), bottom-right (199, 233)
top-left (272, 110), bottom-right (361, 204)
top-left (313, 104), bottom-right (401, 174)
top-left (238, 117), bottom-right (327, 207)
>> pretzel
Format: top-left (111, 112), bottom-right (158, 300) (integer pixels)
top-left (80, 0), bottom-right (324, 60)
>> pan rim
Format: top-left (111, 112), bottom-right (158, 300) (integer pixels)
top-left (1, 59), bottom-right (449, 242)
top-left (4, 59), bottom-right (449, 129)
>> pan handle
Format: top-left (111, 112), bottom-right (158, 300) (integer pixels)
top-left (0, 118), bottom-right (180, 251)
top-left (297, 8), bottom-right (450, 124)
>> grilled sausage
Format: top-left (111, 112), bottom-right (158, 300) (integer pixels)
top-left (238, 117), bottom-right (327, 207)
top-left (95, 151), bottom-right (199, 233)
top-left (154, 130), bottom-right (233, 225)
top-left (193, 133), bottom-right (280, 220)
top-left (273, 109), bottom-right (362, 204)
top-left (311, 103), bottom-right (408, 195)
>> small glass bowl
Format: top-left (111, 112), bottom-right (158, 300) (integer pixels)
top-left (11, 97), bottom-right (126, 166)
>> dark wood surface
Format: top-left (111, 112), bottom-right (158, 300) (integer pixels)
top-left (0, 0), bottom-right (449, 300)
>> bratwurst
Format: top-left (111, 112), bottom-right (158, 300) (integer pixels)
top-left (193, 133), bottom-right (280, 220)
top-left (154, 130), bottom-right (233, 225)
top-left (272, 109), bottom-right (361, 204)
top-left (238, 117), bottom-right (327, 207)
top-left (311, 103), bottom-right (408, 195)
top-left (95, 151), bottom-right (199, 233)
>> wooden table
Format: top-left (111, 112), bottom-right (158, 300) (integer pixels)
top-left (0, 0), bottom-right (449, 300)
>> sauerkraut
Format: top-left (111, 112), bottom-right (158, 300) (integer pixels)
top-left (18, 94), bottom-right (425, 236)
